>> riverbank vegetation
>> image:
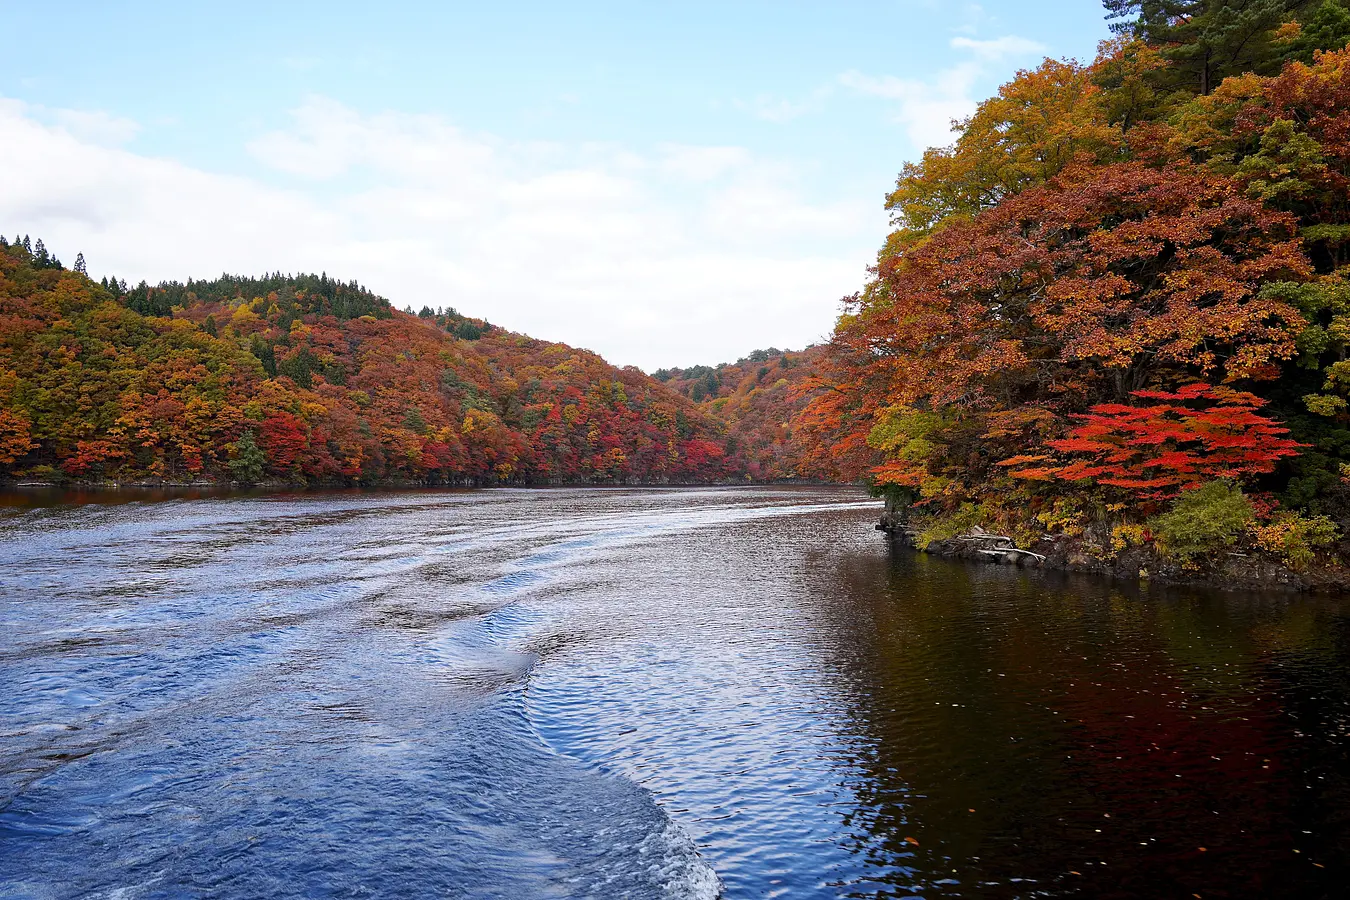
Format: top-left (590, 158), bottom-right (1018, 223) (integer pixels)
top-left (802, 0), bottom-right (1350, 580)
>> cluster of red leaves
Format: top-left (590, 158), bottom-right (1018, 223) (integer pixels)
top-left (804, 157), bottom-right (1312, 489)
top-left (1003, 384), bottom-right (1303, 498)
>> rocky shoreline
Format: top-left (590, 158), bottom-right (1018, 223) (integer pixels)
top-left (876, 513), bottom-right (1345, 594)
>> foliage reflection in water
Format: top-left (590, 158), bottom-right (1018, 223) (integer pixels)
top-left (0, 487), bottom-right (1347, 898)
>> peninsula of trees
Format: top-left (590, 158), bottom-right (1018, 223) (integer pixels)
top-left (799, 0), bottom-right (1350, 578)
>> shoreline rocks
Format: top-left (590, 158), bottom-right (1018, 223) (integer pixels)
top-left (878, 519), bottom-right (1341, 594)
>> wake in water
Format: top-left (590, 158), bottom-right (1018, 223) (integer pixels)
top-left (0, 488), bottom-right (872, 899)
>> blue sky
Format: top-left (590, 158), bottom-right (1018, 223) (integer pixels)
top-left (1, 1), bottom-right (1110, 369)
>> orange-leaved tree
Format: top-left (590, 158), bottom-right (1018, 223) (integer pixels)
top-left (853, 160), bottom-right (1307, 413)
top-left (821, 157), bottom-right (1309, 521)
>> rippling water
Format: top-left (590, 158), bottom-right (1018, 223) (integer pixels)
top-left (2, 487), bottom-right (1348, 898)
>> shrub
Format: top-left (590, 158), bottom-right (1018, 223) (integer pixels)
top-left (918, 502), bottom-right (984, 549)
top-left (1148, 482), bottom-right (1253, 564)
top-left (1111, 523), bottom-right (1150, 553)
top-left (1253, 513), bottom-right (1340, 571)
top-left (22, 464), bottom-right (63, 483)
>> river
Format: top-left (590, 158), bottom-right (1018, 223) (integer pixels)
top-left (1, 486), bottom-right (1347, 898)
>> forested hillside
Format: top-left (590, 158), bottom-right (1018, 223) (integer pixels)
top-left (803, 0), bottom-right (1350, 575)
top-left (653, 346), bottom-right (828, 480)
top-left (0, 240), bottom-right (731, 485)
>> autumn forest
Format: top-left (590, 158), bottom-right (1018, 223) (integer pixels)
top-left (8, 1), bottom-right (1350, 578)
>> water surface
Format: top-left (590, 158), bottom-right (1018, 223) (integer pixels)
top-left (1, 487), bottom-right (1347, 898)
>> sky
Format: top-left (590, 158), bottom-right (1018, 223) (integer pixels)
top-left (0, 1), bottom-right (1110, 370)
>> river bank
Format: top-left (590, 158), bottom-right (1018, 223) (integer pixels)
top-left (878, 517), bottom-right (1346, 593)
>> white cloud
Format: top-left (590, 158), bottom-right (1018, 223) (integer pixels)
top-left (838, 66), bottom-right (981, 151)
top-left (43, 106), bottom-right (140, 145)
top-left (949, 35), bottom-right (1047, 59)
top-left (839, 32), bottom-right (1046, 152)
top-left (0, 96), bottom-right (880, 370)
top-left (953, 3), bottom-right (993, 36)
top-left (734, 85), bottom-right (835, 124)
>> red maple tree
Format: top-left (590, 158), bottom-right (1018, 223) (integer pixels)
top-left (1003, 384), bottom-right (1304, 498)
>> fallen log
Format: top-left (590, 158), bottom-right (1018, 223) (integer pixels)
top-left (976, 547), bottom-right (1047, 562)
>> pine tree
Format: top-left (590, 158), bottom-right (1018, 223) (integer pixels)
top-left (701, 370), bottom-right (720, 398)
top-left (1104, 0), bottom-right (1299, 94)
top-left (1284, 0), bottom-right (1350, 62)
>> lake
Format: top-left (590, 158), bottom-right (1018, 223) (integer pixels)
top-left (1, 486), bottom-right (1347, 898)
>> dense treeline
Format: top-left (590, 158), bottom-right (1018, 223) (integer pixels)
top-left (107, 272), bottom-right (394, 322)
top-left (0, 241), bottom-right (732, 485)
top-left (803, 0), bottom-right (1350, 574)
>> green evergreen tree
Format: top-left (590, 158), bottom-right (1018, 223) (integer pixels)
top-left (250, 335), bottom-right (277, 376)
top-left (701, 370), bottom-right (720, 398)
top-left (228, 430), bottom-right (267, 483)
top-left (277, 347), bottom-right (318, 388)
top-left (1285, 0), bottom-right (1350, 61)
top-left (1105, 0), bottom-right (1301, 94)
top-left (29, 239), bottom-right (61, 270)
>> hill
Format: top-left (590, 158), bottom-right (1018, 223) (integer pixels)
top-left (0, 241), bottom-right (730, 485)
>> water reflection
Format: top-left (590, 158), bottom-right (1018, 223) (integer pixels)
top-left (811, 553), bottom-right (1350, 898)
